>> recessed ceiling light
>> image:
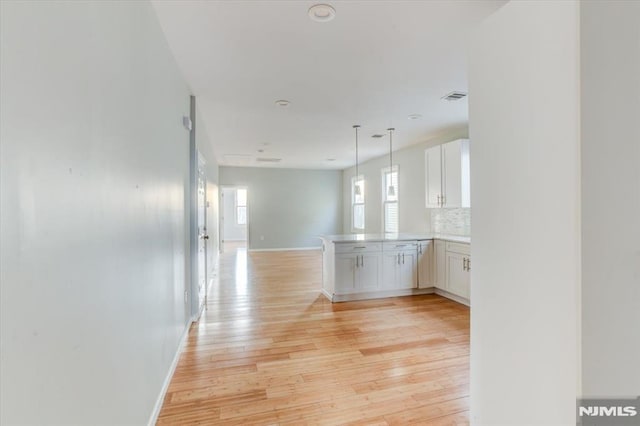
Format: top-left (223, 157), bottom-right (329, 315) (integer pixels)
top-left (275, 99), bottom-right (290, 107)
top-left (308, 4), bottom-right (336, 22)
top-left (408, 114), bottom-right (422, 120)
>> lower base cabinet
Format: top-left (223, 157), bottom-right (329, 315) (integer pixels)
top-left (325, 238), bottom-right (470, 305)
top-left (444, 242), bottom-right (471, 300)
top-left (382, 247), bottom-right (417, 289)
top-left (433, 240), bottom-right (446, 289)
top-left (417, 240), bottom-right (432, 288)
top-left (335, 252), bottom-right (381, 293)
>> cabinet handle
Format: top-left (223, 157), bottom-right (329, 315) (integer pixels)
top-left (395, 244), bottom-right (407, 248)
top-left (463, 258), bottom-right (467, 271)
top-left (361, 255), bottom-right (364, 267)
top-left (437, 194), bottom-right (441, 206)
top-left (354, 246), bottom-right (366, 249)
top-left (467, 258), bottom-right (470, 271)
top-left (418, 245), bottom-right (422, 255)
top-left (402, 253), bottom-right (405, 264)
top-left (397, 254), bottom-right (401, 265)
top-left (356, 255), bottom-right (359, 268)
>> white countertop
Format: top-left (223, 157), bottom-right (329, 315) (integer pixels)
top-left (320, 233), bottom-right (470, 244)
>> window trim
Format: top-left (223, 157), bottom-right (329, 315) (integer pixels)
top-left (235, 188), bottom-right (247, 226)
top-left (381, 165), bottom-right (399, 234)
top-left (351, 175), bottom-right (365, 232)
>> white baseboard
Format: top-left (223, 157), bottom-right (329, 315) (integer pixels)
top-left (330, 287), bottom-right (435, 303)
top-left (434, 288), bottom-right (470, 307)
top-left (249, 246), bottom-right (321, 252)
top-left (321, 288), bottom-right (334, 301)
top-left (147, 325), bottom-right (190, 426)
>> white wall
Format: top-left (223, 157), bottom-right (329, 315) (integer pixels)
top-left (469, 1), bottom-right (580, 424)
top-left (342, 127), bottom-right (468, 234)
top-left (0, 2), bottom-right (193, 424)
top-left (222, 187), bottom-right (247, 241)
top-left (580, 0), bottom-right (640, 397)
top-left (219, 167), bottom-right (343, 250)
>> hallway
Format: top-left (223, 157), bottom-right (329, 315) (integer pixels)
top-left (157, 246), bottom-right (470, 425)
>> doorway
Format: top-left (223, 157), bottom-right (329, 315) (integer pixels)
top-left (220, 186), bottom-right (248, 252)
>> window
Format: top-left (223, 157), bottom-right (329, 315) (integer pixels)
top-left (351, 176), bottom-right (365, 231)
top-left (382, 166), bottom-right (398, 233)
top-left (236, 188), bottom-right (247, 225)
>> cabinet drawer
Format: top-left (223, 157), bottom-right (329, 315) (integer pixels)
top-left (446, 242), bottom-right (470, 255)
top-left (383, 241), bottom-right (417, 252)
top-left (335, 242), bottom-right (382, 253)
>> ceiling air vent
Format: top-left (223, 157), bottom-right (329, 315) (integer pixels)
top-left (442, 91), bottom-right (468, 101)
top-left (371, 134), bottom-right (385, 139)
top-left (256, 157), bottom-right (282, 163)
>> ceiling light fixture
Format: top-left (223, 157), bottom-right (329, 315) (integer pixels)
top-left (275, 99), bottom-right (290, 107)
top-left (387, 128), bottom-right (396, 197)
top-left (408, 114), bottom-right (422, 120)
top-left (353, 125), bottom-right (362, 197)
top-left (308, 4), bottom-right (336, 22)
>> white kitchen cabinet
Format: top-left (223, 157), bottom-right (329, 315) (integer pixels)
top-left (445, 251), bottom-right (470, 299)
top-left (417, 240), bottom-right (432, 288)
top-left (357, 252), bottom-right (382, 291)
top-left (444, 242), bottom-right (470, 300)
top-left (433, 239), bottom-right (446, 289)
top-left (382, 242), bottom-right (417, 290)
top-left (425, 145), bottom-right (443, 208)
top-left (425, 139), bottom-right (470, 208)
top-left (334, 250), bottom-right (381, 294)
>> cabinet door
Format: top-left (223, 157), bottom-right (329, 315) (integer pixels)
top-left (335, 254), bottom-right (357, 294)
top-left (442, 140), bottom-right (462, 208)
top-left (398, 250), bottom-right (417, 289)
top-left (417, 241), bottom-right (432, 288)
top-left (425, 145), bottom-right (443, 208)
top-left (381, 252), bottom-right (400, 290)
top-left (446, 252), bottom-right (470, 299)
top-left (433, 240), bottom-right (446, 289)
top-left (357, 253), bottom-right (381, 291)
top-left (442, 139), bottom-right (470, 208)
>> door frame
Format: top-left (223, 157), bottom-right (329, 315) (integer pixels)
top-left (219, 185), bottom-right (249, 252)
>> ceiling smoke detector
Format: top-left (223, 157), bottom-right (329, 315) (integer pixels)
top-left (408, 114), bottom-right (422, 120)
top-left (275, 99), bottom-right (290, 107)
top-left (308, 4), bottom-right (336, 22)
top-left (441, 91), bottom-right (468, 101)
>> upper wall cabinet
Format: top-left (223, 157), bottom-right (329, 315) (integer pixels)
top-left (425, 139), bottom-right (470, 208)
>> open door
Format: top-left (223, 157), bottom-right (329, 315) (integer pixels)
top-left (220, 186), bottom-right (248, 252)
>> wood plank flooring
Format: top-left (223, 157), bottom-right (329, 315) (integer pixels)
top-left (157, 243), bottom-right (470, 425)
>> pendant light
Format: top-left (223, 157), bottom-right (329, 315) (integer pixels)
top-left (387, 127), bottom-right (396, 197)
top-left (353, 125), bottom-right (362, 197)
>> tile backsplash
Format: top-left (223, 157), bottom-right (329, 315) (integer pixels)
top-left (430, 208), bottom-right (471, 236)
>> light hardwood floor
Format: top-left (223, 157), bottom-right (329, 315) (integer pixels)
top-left (157, 244), bottom-right (470, 425)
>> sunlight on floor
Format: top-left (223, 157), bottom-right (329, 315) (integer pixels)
top-left (234, 246), bottom-right (248, 295)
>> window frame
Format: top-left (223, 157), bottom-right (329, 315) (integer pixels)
top-left (351, 175), bottom-right (365, 232)
top-left (235, 188), bottom-right (247, 226)
top-left (381, 165), bottom-right (399, 234)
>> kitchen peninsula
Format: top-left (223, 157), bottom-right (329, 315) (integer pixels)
top-left (320, 234), bottom-right (471, 305)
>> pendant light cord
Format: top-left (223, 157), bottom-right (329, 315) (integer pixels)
top-left (353, 125), bottom-right (361, 179)
top-left (388, 127), bottom-right (395, 170)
